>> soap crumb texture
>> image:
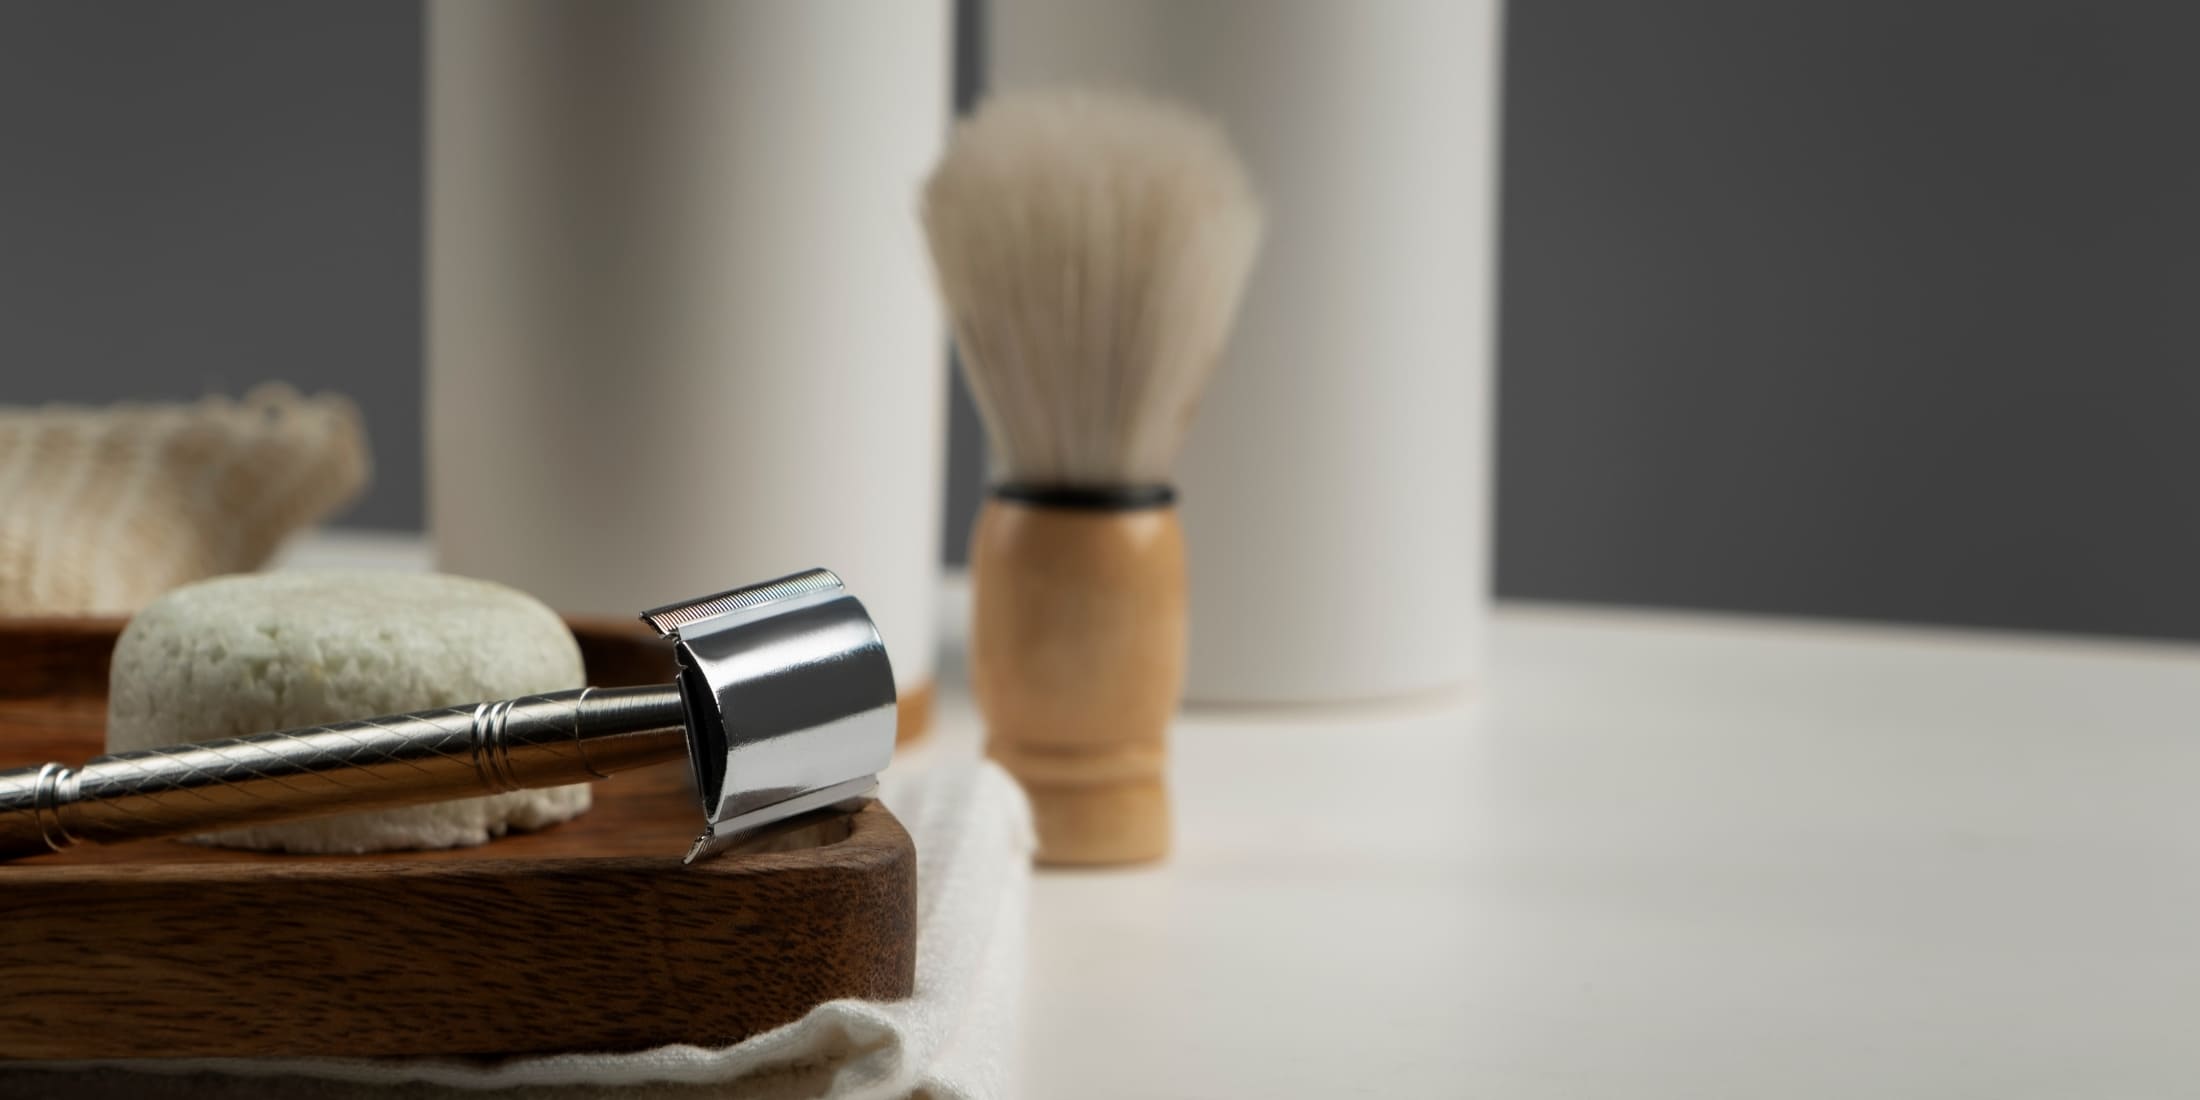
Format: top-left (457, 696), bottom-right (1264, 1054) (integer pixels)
top-left (106, 571), bottom-right (591, 853)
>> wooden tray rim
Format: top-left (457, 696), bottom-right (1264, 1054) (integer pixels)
top-left (0, 801), bottom-right (901, 885)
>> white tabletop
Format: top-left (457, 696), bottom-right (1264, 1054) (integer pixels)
top-left (947, 601), bottom-right (2200, 1099)
top-left (278, 533), bottom-right (2200, 1097)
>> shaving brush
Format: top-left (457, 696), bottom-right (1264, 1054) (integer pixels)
top-left (922, 91), bottom-right (1262, 864)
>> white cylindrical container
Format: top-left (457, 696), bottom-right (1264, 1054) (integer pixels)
top-left (429, 0), bottom-right (951, 735)
top-left (990, 0), bottom-right (1499, 703)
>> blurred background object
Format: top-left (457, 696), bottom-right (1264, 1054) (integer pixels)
top-left (424, 0), bottom-right (950, 740)
top-left (0, 386), bottom-right (367, 614)
top-left (3, 0), bottom-right (2197, 642)
top-left (989, 0), bottom-right (1500, 703)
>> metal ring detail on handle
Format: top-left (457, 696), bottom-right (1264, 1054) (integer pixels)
top-left (31, 763), bottom-right (73, 853)
top-left (472, 698), bottom-right (521, 794)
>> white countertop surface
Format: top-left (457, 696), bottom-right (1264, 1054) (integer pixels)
top-left (281, 532), bottom-right (2200, 1097)
top-left (945, 597), bottom-right (2200, 1098)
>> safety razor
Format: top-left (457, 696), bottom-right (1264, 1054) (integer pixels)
top-left (0, 568), bottom-right (896, 864)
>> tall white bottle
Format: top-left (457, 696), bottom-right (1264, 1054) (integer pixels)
top-left (429, 1), bottom-right (952, 733)
top-left (990, 0), bottom-right (1500, 703)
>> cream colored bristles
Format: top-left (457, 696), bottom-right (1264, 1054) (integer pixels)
top-left (922, 89), bottom-right (1263, 488)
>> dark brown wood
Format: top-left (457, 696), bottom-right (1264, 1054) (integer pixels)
top-left (0, 618), bottom-right (916, 1060)
top-left (564, 614), bottom-right (681, 688)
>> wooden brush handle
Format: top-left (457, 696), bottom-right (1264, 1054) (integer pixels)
top-left (969, 497), bottom-right (1182, 865)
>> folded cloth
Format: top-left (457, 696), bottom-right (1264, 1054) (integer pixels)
top-left (7, 759), bottom-right (1034, 1100)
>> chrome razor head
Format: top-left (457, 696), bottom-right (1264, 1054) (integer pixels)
top-left (641, 569), bottom-right (898, 863)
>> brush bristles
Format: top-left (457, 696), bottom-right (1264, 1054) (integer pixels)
top-left (923, 90), bottom-right (1263, 489)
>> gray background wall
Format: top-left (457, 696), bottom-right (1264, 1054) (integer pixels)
top-left (1498, 1), bottom-right (2200, 640)
top-left (0, 1), bottom-right (424, 530)
top-left (2, 1), bottom-right (2195, 641)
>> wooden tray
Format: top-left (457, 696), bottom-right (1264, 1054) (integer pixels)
top-left (0, 618), bottom-right (916, 1061)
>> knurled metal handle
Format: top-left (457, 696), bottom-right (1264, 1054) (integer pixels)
top-left (0, 684), bottom-right (687, 861)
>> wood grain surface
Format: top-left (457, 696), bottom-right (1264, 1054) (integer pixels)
top-left (969, 499), bottom-right (1180, 865)
top-left (896, 679), bottom-right (936, 746)
top-left (0, 618), bottom-right (916, 1060)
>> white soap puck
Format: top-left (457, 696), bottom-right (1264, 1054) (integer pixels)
top-left (106, 570), bottom-right (592, 854)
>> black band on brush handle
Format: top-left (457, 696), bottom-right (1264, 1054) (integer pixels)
top-left (991, 483), bottom-right (1177, 510)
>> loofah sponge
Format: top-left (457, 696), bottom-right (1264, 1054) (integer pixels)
top-left (0, 385), bottom-right (370, 615)
top-left (106, 570), bottom-right (591, 854)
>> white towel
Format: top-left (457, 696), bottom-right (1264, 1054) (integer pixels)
top-left (6, 760), bottom-right (1034, 1100)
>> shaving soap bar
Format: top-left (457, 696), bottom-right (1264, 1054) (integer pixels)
top-left (106, 571), bottom-right (591, 853)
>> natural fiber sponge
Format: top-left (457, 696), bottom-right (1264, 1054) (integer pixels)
top-left (106, 570), bottom-right (591, 854)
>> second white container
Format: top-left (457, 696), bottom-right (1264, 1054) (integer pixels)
top-left (990, 0), bottom-right (1500, 703)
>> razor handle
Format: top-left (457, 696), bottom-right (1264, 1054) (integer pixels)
top-left (0, 685), bottom-right (687, 862)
